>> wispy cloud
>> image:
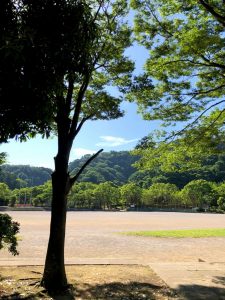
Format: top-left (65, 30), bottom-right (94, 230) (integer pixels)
top-left (73, 148), bottom-right (96, 159)
top-left (96, 136), bottom-right (138, 147)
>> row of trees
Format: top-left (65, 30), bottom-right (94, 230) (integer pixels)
top-left (2, 179), bottom-right (225, 212)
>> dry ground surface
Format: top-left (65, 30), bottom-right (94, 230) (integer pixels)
top-left (1, 211), bottom-right (225, 299)
top-left (2, 211), bottom-right (225, 265)
top-left (0, 265), bottom-right (178, 299)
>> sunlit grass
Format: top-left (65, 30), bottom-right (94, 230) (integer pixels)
top-left (122, 228), bottom-right (225, 238)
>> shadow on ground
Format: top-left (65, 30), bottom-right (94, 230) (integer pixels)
top-left (0, 281), bottom-right (177, 299)
top-left (177, 283), bottom-right (225, 300)
top-left (74, 281), bottom-right (176, 299)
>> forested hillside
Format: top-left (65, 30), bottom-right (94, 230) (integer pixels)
top-left (1, 152), bottom-right (225, 189)
top-left (130, 154), bottom-right (225, 189)
top-left (69, 151), bottom-right (225, 188)
top-left (69, 151), bottom-right (139, 184)
top-left (0, 165), bottom-right (52, 189)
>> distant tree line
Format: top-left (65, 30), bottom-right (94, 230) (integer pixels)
top-left (1, 178), bottom-right (225, 213)
top-left (2, 151), bottom-right (225, 212)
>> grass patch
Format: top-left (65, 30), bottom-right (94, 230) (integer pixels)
top-left (122, 228), bottom-right (225, 238)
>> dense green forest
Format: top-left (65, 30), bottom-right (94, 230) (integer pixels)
top-left (1, 151), bottom-right (225, 212)
top-left (70, 151), bottom-right (225, 188)
top-left (2, 151), bottom-right (225, 189)
top-left (69, 151), bottom-right (139, 184)
top-left (0, 165), bottom-right (52, 189)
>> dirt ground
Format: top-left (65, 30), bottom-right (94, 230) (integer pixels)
top-left (1, 211), bottom-right (225, 299)
top-left (1, 211), bottom-right (225, 265)
top-left (0, 265), bottom-right (179, 299)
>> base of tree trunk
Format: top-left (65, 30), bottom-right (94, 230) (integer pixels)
top-left (41, 255), bottom-right (68, 294)
top-left (41, 275), bottom-right (69, 294)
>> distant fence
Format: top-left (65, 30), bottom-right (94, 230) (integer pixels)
top-left (15, 204), bottom-right (33, 207)
top-left (127, 207), bottom-right (196, 213)
top-left (0, 206), bottom-right (49, 211)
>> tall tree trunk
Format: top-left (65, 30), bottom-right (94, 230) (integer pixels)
top-left (41, 155), bottom-right (70, 292)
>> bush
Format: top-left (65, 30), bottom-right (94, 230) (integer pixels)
top-left (208, 207), bottom-right (225, 214)
top-left (0, 213), bottom-right (20, 255)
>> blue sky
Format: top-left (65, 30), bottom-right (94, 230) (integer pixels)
top-left (0, 102), bottom-right (161, 169)
top-left (0, 101), bottom-right (161, 169)
top-left (0, 43), bottom-right (163, 169)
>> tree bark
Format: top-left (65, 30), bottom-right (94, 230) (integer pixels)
top-left (41, 111), bottom-right (102, 293)
top-left (41, 156), bottom-right (70, 292)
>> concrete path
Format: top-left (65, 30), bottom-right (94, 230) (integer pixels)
top-left (149, 262), bottom-right (225, 299)
top-left (2, 211), bottom-right (225, 299)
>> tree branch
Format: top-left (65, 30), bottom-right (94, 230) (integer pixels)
top-left (70, 149), bottom-right (103, 186)
top-left (166, 99), bottom-right (225, 141)
top-left (75, 115), bottom-right (93, 136)
top-left (91, 0), bottom-right (104, 24)
top-left (162, 58), bottom-right (225, 70)
top-left (199, 0), bottom-right (225, 26)
top-left (187, 108), bottom-right (225, 146)
top-left (147, 3), bottom-right (173, 38)
top-left (65, 78), bottom-right (74, 115)
top-left (68, 75), bottom-right (90, 141)
top-left (200, 55), bottom-right (225, 70)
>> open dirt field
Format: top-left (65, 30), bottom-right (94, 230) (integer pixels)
top-left (1, 211), bottom-right (225, 265)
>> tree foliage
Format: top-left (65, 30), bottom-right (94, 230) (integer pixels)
top-left (130, 0), bottom-right (225, 129)
top-left (0, 164), bottom-right (52, 189)
top-left (0, 213), bottom-right (20, 255)
top-left (180, 179), bottom-right (216, 208)
top-left (142, 183), bottom-right (178, 207)
top-left (133, 110), bottom-right (225, 174)
top-left (2, 149), bottom-right (225, 192)
top-left (120, 182), bottom-right (142, 207)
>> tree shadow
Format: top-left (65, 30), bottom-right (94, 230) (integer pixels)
top-left (74, 281), bottom-right (176, 299)
top-left (212, 276), bottom-right (225, 286)
top-left (177, 283), bottom-right (225, 300)
top-left (0, 280), bottom-right (177, 299)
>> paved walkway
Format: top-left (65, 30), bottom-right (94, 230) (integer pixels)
top-left (150, 262), bottom-right (225, 299)
top-left (2, 211), bottom-right (225, 299)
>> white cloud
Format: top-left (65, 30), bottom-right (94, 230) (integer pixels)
top-left (73, 148), bottom-right (96, 159)
top-left (96, 136), bottom-right (138, 147)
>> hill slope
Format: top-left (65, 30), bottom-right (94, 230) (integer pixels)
top-left (69, 151), bottom-right (139, 185)
top-left (0, 164), bottom-right (52, 189)
top-left (2, 152), bottom-right (225, 189)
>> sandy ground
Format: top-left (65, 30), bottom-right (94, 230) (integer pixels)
top-left (1, 211), bottom-right (225, 265)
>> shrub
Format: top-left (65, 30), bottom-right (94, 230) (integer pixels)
top-left (0, 213), bottom-right (20, 255)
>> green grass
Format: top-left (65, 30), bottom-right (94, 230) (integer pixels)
top-left (122, 228), bottom-right (225, 238)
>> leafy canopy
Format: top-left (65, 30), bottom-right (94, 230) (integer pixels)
top-left (133, 109), bottom-right (225, 173)
top-left (129, 1), bottom-right (225, 175)
top-left (130, 0), bottom-right (225, 125)
top-left (0, 0), bottom-right (133, 142)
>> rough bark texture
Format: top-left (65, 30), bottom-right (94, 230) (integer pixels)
top-left (41, 170), bottom-right (69, 291)
top-left (41, 142), bottom-right (71, 292)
